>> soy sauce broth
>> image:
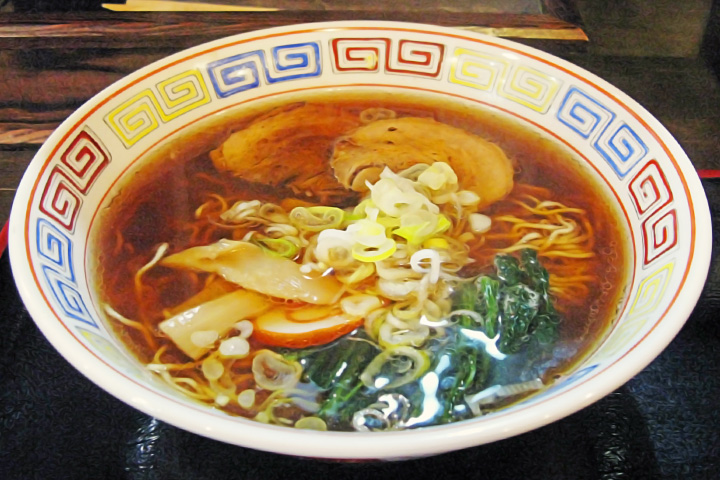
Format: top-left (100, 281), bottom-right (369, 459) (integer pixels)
top-left (91, 91), bottom-right (629, 429)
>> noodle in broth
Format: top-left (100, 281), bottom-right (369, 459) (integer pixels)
top-left (93, 93), bottom-right (628, 431)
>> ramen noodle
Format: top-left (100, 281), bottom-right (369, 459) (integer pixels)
top-left (93, 93), bottom-right (628, 431)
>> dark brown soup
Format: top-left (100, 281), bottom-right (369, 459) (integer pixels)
top-left (93, 91), bottom-right (628, 431)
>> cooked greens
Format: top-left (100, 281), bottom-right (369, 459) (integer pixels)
top-left (106, 99), bottom-right (610, 436)
top-left (280, 249), bottom-right (562, 431)
top-left (455, 249), bottom-right (561, 354)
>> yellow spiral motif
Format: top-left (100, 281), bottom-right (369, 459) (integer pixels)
top-left (594, 315), bottom-right (647, 361)
top-left (594, 261), bottom-right (674, 361)
top-left (449, 48), bottom-right (508, 91)
top-left (499, 65), bottom-right (561, 113)
top-left (78, 327), bottom-right (142, 374)
top-left (449, 48), bottom-right (561, 113)
top-left (628, 261), bottom-right (674, 319)
top-left (105, 69), bottom-right (211, 148)
top-left (155, 70), bottom-right (211, 120)
top-left (105, 91), bottom-right (161, 147)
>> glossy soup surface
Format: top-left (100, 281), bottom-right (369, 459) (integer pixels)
top-left (93, 92), bottom-right (628, 431)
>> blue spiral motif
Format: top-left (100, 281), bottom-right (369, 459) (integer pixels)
top-left (37, 218), bottom-right (75, 282)
top-left (36, 218), bottom-right (97, 328)
top-left (41, 267), bottom-right (96, 327)
top-left (207, 51), bottom-right (263, 98)
top-left (269, 42), bottom-right (321, 80)
top-left (556, 86), bottom-right (615, 139)
top-left (207, 42), bottom-right (321, 98)
top-left (594, 123), bottom-right (649, 178)
top-left (556, 86), bottom-right (649, 178)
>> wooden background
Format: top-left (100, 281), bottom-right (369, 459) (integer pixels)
top-left (1, 2), bottom-right (719, 221)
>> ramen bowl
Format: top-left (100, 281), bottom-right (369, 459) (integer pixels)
top-left (8, 21), bottom-right (711, 460)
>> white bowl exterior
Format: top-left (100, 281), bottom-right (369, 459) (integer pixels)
top-left (9, 21), bottom-right (712, 459)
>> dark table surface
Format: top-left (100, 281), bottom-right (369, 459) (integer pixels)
top-left (1, 10), bottom-right (720, 480)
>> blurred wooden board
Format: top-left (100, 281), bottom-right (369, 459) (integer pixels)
top-left (0, 11), bottom-right (587, 50)
top-left (102, 0), bottom-right (277, 12)
top-left (103, 0), bottom-right (278, 11)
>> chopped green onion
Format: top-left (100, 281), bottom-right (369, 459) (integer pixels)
top-left (237, 389), bottom-right (256, 409)
top-left (468, 213), bottom-right (492, 233)
top-left (360, 346), bottom-right (430, 390)
top-left (201, 357), bottom-right (224, 381)
top-left (347, 218), bottom-right (389, 247)
top-left (352, 238), bottom-right (396, 262)
top-left (417, 161), bottom-right (458, 191)
top-left (252, 350), bottom-right (302, 391)
top-left (393, 213), bottom-right (450, 245)
top-left (290, 206), bottom-right (345, 232)
top-left (295, 416), bottom-right (328, 431)
top-left (252, 237), bottom-right (298, 258)
top-left (409, 248), bottom-right (442, 284)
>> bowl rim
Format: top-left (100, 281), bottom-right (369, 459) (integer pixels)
top-left (8, 20), bottom-right (713, 459)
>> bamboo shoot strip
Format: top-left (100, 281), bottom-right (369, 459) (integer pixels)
top-left (159, 289), bottom-right (271, 360)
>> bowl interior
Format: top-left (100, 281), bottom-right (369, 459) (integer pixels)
top-left (9, 21), bottom-right (712, 459)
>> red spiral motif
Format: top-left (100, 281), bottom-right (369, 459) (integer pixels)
top-left (628, 160), bottom-right (672, 216)
top-left (39, 167), bottom-right (82, 232)
top-left (387, 40), bottom-right (444, 77)
top-left (60, 130), bottom-right (110, 194)
top-left (331, 38), bottom-right (444, 77)
top-left (642, 209), bottom-right (678, 265)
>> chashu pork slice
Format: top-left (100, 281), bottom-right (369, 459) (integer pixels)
top-left (210, 103), bottom-right (362, 197)
top-left (330, 117), bottom-right (514, 209)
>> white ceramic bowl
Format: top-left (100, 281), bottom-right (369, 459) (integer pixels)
top-left (9, 21), bottom-right (712, 460)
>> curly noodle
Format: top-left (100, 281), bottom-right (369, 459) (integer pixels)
top-left (470, 184), bottom-right (598, 306)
